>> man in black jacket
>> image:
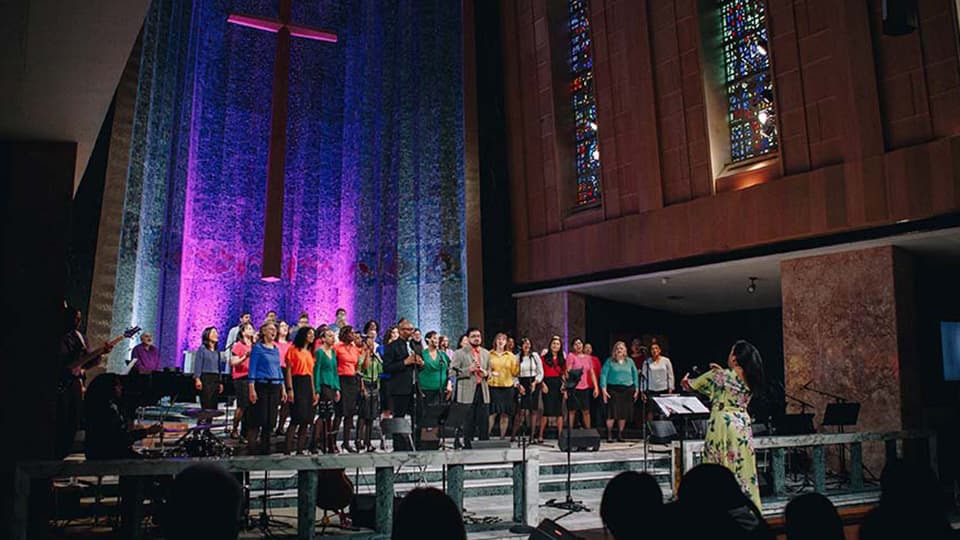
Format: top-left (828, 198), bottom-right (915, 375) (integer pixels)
top-left (383, 318), bottom-right (422, 419)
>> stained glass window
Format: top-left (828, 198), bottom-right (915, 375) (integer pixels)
top-left (569, 0), bottom-right (601, 206)
top-left (720, 0), bottom-right (778, 163)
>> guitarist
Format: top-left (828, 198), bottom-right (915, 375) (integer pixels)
top-left (56, 307), bottom-right (114, 459)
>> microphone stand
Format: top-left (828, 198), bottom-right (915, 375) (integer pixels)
top-left (639, 370), bottom-right (649, 472)
top-left (802, 384), bottom-right (848, 404)
top-left (544, 371), bottom-right (589, 518)
top-left (784, 392), bottom-right (815, 414)
top-left (508, 387), bottom-right (535, 534)
top-left (803, 384), bottom-right (854, 484)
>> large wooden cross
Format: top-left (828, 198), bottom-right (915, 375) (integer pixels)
top-left (228, 0), bottom-right (337, 281)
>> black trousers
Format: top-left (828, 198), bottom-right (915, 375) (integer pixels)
top-left (199, 373), bottom-right (220, 410)
top-left (390, 393), bottom-right (414, 450)
top-left (462, 387), bottom-right (489, 447)
top-left (56, 379), bottom-right (83, 459)
top-left (392, 393), bottom-right (413, 418)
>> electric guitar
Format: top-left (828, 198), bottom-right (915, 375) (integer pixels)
top-left (59, 326), bottom-right (142, 393)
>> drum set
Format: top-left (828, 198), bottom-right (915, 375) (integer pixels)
top-left (167, 409), bottom-right (233, 458)
top-left (124, 371), bottom-right (234, 458)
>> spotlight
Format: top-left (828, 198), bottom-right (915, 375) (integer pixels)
top-left (747, 277), bottom-right (757, 294)
top-left (661, 277), bottom-right (670, 285)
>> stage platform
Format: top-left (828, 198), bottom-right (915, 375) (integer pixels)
top-left (46, 438), bottom-right (890, 539)
top-left (34, 403), bottom-right (939, 539)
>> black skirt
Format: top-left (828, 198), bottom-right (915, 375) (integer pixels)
top-left (542, 377), bottom-right (563, 417)
top-left (248, 382), bottom-right (282, 429)
top-left (337, 375), bottom-right (359, 418)
top-left (358, 380), bottom-right (380, 420)
top-left (569, 388), bottom-right (592, 411)
top-left (317, 385), bottom-right (337, 419)
top-left (290, 375), bottom-right (315, 425)
top-left (489, 386), bottom-right (515, 415)
top-left (518, 377), bottom-right (538, 411)
top-left (421, 389), bottom-right (443, 408)
top-left (607, 385), bottom-right (635, 422)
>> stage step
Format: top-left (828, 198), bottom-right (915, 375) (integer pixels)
top-left (61, 450), bottom-right (672, 514)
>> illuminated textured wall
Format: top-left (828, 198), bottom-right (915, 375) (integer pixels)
top-left (111, 0), bottom-right (466, 367)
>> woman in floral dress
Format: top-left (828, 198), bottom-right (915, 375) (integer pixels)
top-left (681, 340), bottom-right (764, 509)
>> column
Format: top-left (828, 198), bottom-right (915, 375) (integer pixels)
top-left (782, 245), bottom-right (918, 471)
top-left (516, 291), bottom-right (586, 352)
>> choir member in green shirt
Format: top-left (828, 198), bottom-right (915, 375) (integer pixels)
top-left (600, 341), bottom-right (639, 442)
top-left (419, 331), bottom-right (451, 407)
top-left (357, 332), bottom-right (384, 452)
top-left (312, 329), bottom-right (340, 454)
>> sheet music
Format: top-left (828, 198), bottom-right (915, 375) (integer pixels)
top-left (651, 395), bottom-right (709, 416)
top-left (120, 358), bottom-right (138, 376)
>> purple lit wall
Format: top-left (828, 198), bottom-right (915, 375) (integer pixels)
top-left (111, 0), bottom-right (466, 365)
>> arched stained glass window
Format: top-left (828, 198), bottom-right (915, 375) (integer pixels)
top-left (721, 0), bottom-right (778, 162)
top-left (569, 0), bottom-right (601, 206)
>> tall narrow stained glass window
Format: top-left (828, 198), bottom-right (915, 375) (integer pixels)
top-left (720, 0), bottom-right (778, 163)
top-left (569, 0), bottom-right (601, 206)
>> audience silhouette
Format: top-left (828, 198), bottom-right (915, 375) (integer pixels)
top-left (784, 493), bottom-right (844, 540)
top-left (859, 459), bottom-right (954, 540)
top-left (600, 471), bottom-right (664, 539)
top-left (163, 464), bottom-right (244, 540)
top-left (676, 463), bottom-right (774, 540)
top-left (392, 487), bottom-right (467, 540)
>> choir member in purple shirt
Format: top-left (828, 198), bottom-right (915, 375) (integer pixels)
top-left (129, 332), bottom-right (161, 373)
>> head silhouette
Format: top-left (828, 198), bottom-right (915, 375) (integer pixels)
top-left (392, 487), bottom-right (465, 540)
top-left (163, 464), bottom-right (243, 540)
top-left (601, 471), bottom-right (663, 538)
top-left (785, 493), bottom-right (843, 540)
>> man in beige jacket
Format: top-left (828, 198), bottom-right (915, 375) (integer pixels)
top-left (450, 327), bottom-right (491, 448)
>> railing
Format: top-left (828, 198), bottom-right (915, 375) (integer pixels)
top-left (680, 429), bottom-right (937, 497)
top-left (12, 448), bottom-right (540, 540)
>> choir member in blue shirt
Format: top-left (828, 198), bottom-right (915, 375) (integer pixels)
top-left (600, 341), bottom-right (639, 442)
top-left (246, 322), bottom-right (287, 454)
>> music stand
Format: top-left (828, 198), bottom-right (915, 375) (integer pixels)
top-left (822, 401), bottom-right (860, 485)
top-left (446, 402), bottom-right (472, 450)
top-left (649, 395), bottom-right (709, 474)
top-left (420, 402), bottom-right (452, 450)
top-left (822, 402), bottom-right (860, 429)
top-left (381, 417), bottom-right (415, 452)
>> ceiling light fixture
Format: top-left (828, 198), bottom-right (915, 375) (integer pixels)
top-left (747, 277), bottom-right (757, 294)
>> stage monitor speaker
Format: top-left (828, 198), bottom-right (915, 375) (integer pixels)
top-left (350, 494), bottom-right (403, 530)
top-left (882, 0), bottom-right (917, 35)
top-left (647, 420), bottom-right (678, 444)
top-left (557, 428), bottom-right (601, 452)
top-left (418, 427), bottom-right (440, 450)
top-left (773, 413), bottom-right (815, 435)
top-left (528, 518), bottom-right (584, 539)
top-left (471, 439), bottom-right (511, 450)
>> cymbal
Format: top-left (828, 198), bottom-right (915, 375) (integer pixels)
top-left (164, 423), bottom-right (228, 433)
top-left (182, 408), bottom-right (225, 419)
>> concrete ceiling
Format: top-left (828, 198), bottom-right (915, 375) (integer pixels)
top-left (517, 227), bottom-right (960, 315)
top-left (0, 0), bottom-right (150, 190)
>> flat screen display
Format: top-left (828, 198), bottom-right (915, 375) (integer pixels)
top-left (939, 321), bottom-right (960, 381)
